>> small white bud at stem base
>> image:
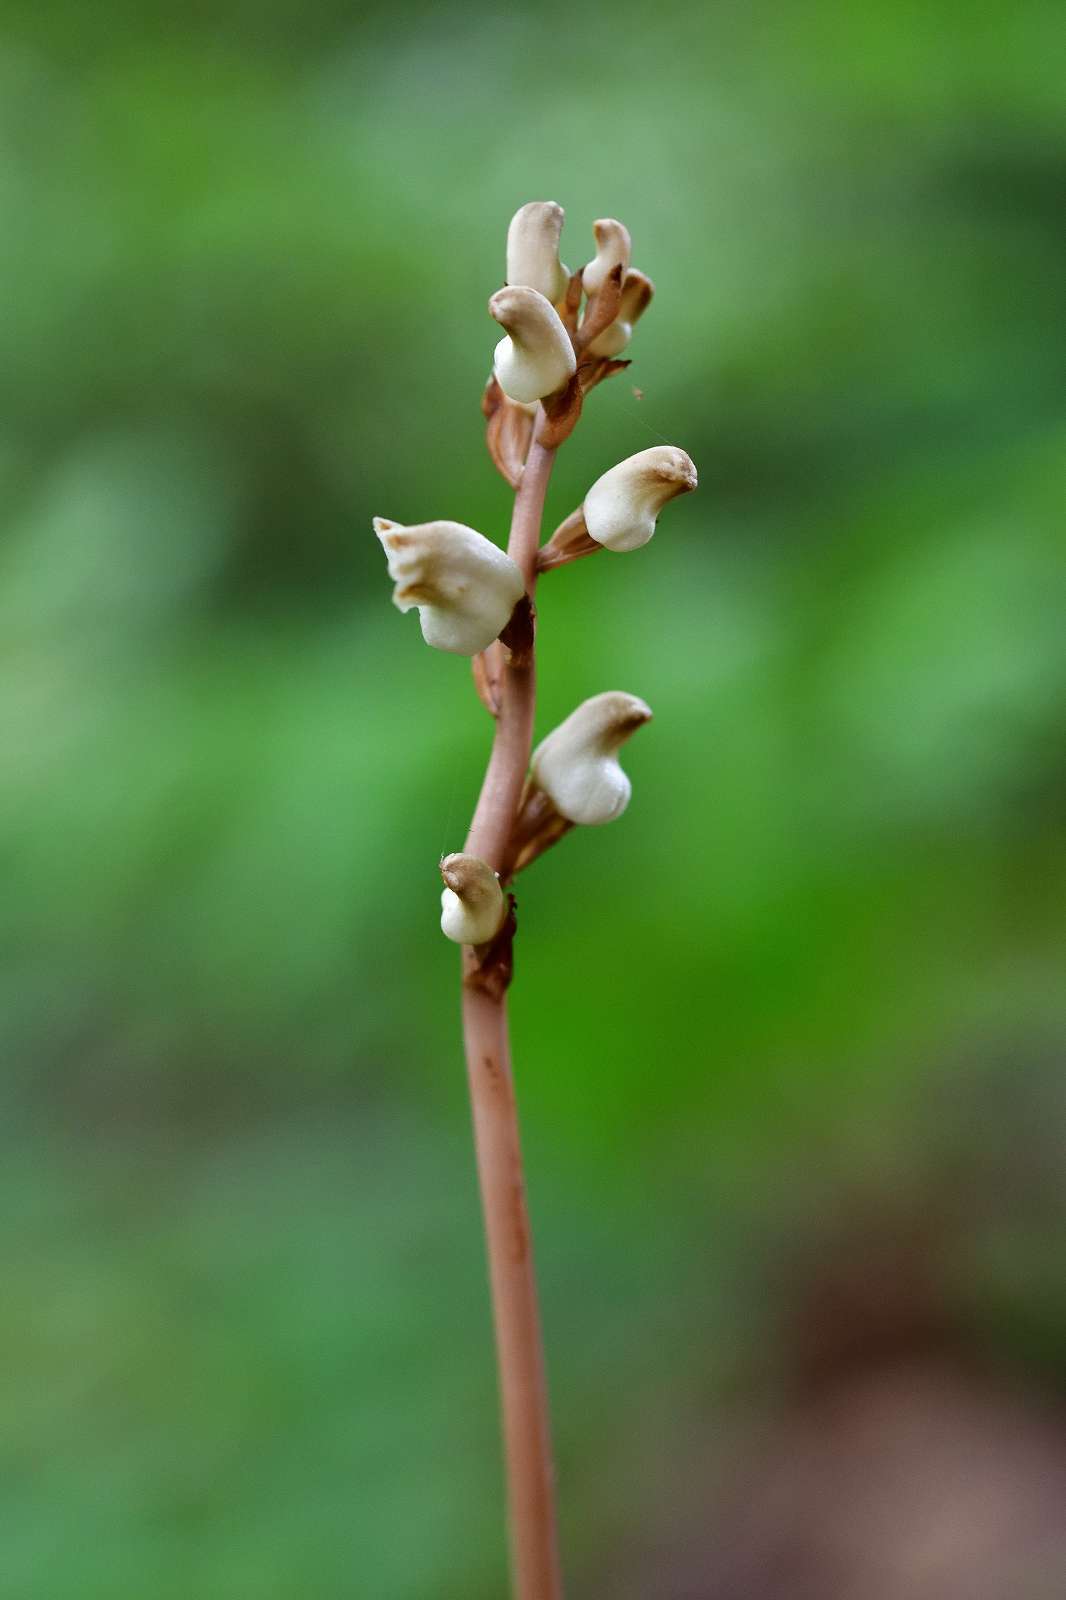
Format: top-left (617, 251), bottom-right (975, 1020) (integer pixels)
top-left (530, 691), bottom-right (652, 826)
top-left (583, 446), bottom-right (698, 553)
top-left (490, 286), bottom-right (577, 404)
top-left (440, 853), bottom-right (506, 944)
top-left (374, 517), bottom-right (525, 655)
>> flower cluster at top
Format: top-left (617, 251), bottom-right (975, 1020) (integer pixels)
top-left (372, 201), bottom-right (699, 946)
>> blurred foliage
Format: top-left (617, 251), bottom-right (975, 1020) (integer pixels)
top-left (2, 0), bottom-right (1065, 1594)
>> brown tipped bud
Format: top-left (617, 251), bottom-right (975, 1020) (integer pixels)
top-left (588, 269), bottom-right (655, 357)
top-left (506, 201), bottom-right (570, 305)
top-left (374, 517), bottom-right (525, 656)
top-left (440, 853), bottom-right (506, 944)
top-left (581, 218), bottom-right (632, 298)
top-left (489, 286), bottom-right (577, 404)
top-left (530, 691), bottom-right (652, 826)
top-left (583, 446), bottom-right (698, 553)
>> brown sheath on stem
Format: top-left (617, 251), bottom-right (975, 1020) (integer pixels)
top-left (461, 435), bottom-right (564, 1600)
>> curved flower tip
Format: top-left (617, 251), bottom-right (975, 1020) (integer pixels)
top-left (583, 446), bottom-right (698, 553)
top-left (374, 517), bottom-right (524, 656)
top-left (489, 285), bottom-right (577, 405)
top-left (531, 691), bottom-right (652, 826)
top-left (506, 201), bottom-right (570, 305)
top-left (588, 269), bottom-right (655, 357)
top-left (440, 853), bottom-right (506, 944)
top-left (582, 218), bottom-right (632, 298)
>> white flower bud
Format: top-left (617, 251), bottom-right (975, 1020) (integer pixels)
top-left (440, 853), bottom-right (506, 944)
top-left (530, 692), bottom-right (652, 826)
top-left (583, 446), bottom-right (698, 553)
top-left (588, 269), bottom-right (654, 358)
top-left (490, 286), bottom-right (577, 405)
top-left (581, 218), bottom-right (632, 298)
top-left (374, 517), bottom-right (525, 656)
top-left (506, 201), bottom-right (570, 305)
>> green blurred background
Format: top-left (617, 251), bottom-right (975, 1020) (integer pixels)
top-left (3, 0), bottom-right (1066, 1594)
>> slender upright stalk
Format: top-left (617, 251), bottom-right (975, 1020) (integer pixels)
top-left (461, 433), bottom-right (563, 1600)
top-left (375, 200), bottom-right (696, 1600)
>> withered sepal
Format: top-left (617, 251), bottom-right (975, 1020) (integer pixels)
top-left (535, 372), bottom-right (583, 448)
top-left (501, 782), bottom-right (575, 880)
top-left (537, 507), bottom-right (603, 573)
top-left (578, 356), bottom-right (631, 394)
top-left (498, 593), bottom-right (535, 668)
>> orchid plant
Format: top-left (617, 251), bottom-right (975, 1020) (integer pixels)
top-left (376, 201), bottom-right (697, 1599)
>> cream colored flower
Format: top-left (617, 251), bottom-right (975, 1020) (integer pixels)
top-left (506, 201), bottom-right (570, 304)
top-left (581, 218), bottom-right (632, 299)
top-left (583, 446), bottom-right (698, 553)
top-left (373, 517), bottom-right (524, 655)
top-left (489, 286), bottom-right (577, 404)
top-left (440, 854), bottom-right (506, 944)
top-left (530, 692), bottom-right (652, 826)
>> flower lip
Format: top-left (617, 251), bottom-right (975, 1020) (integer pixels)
top-left (582, 218), bottom-right (632, 298)
top-left (582, 447), bottom-right (698, 553)
top-left (489, 285), bottom-right (577, 405)
top-left (374, 516), bottom-right (525, 655)
top-left (506, 201), bottom-right (569, 303)
top-left (530, 690), bottom-right (653, 827)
